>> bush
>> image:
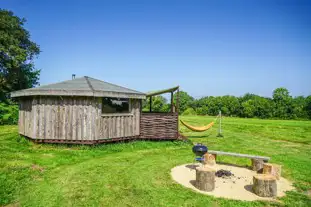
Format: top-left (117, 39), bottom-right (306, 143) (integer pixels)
top-left (182, 107), bottom-right (197, 116)
top-left (0, 102), bottom-right (18, 125)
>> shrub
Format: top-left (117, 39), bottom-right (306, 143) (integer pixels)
top-left (182, 107), bottom-right (197, 116)
top-left (0, 102), bottom-right (18, 125)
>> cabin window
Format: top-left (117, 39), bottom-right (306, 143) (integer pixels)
top-left (102, 97), bottom-right (130, 113)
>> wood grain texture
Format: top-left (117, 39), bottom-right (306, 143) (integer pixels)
top-left (45, 97), bottom-right (51, 139)
top-left (17, 97), bottom-right (182, 142)
top-left (72, 98), bottom-right (77, 140)
top-left (95, 99), bottom-right (141, 139)
top-left (35, 98), bottom-right (40, 138)
top-left (38, 97), bottom-right (45, 139)
top-left (253, 174), bottom-right (277, 197)
top-left (18, 97), bottom-right (143, 142)
top-left (18, 101), bottom-right (23, 134)
top-left (252, 159), bottom-right (265, 172)
top-left (263, 163), bottom-right (282, 180)
top-left (77, 98), bottom-right (83, 140)
top-left (18, 96), bottom-right (97, 141)
top-left (195, 167), bottom-right (216, 192)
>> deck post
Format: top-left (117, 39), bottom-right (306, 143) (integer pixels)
top-left (149, 96), bottom-right (152, 112)
top-left (171, 91), bottom-right (174, 112)
top-left (177, 89), bottom-right (179, 138)
top-left (176, 88), bottom-right (179, 113)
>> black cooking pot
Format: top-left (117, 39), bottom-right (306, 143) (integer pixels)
top-left (192, 143), bottom-right (208, 157)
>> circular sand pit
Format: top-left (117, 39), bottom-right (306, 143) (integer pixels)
top-left (171, 163), bottom-right (294, 201)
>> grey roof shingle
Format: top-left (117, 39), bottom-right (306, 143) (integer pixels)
top-left (11, 76), bottom-right (146, 99)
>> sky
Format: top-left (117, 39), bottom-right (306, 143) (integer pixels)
top-left (1, 0), bottom-right (311, 98)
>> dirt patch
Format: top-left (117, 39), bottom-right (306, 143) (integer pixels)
top-left (171, 163), bottom-right (294, 201)
top-left (31, 164), bottom-right (45, 172)
top-left (4, 202), bottom-right (20, 207)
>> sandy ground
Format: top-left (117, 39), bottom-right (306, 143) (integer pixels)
top-left (171, 163), bottom-right (294, 201)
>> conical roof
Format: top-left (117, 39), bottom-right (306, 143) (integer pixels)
top-left (11, 76), bottom-right (146, 99)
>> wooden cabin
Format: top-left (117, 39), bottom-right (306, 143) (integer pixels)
top-left (11, 76), bottom-right (180, 144)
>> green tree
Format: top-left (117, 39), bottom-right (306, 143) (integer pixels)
top-left (182, 107), bottom-right (197, 116)
top-left (174, 91), bottom-right (194, 114)
top-left (142, 96), bottom-right (170, 112)
top-left (255, 97), bottom-right (274, 118)
top-left (305, 96), bottom-right (311, 119)
top-left (196, 106), bottom-right (208, 115)
top-left (195, 96), bottom-right (219, 116)
top-left (241, 100), bottom-right (256, 118)
top-left (272, 88), bottom-right (293, 119)
top-left (209, 96), bottom-right (223, 116)
top-left (193, 97), bottom-right (208, 109)
top-left (273, 87), bottom-right (290, 101)
top-left (239, 93), bottom-right (259, 103)
top-left (292, 96), bottom-right (308, 119)
top-left (220, 95), bottom-right (241, 116)
top-left (0, 9), bottom-right (40, 101)
top-left (239, 94), bottom-right (274, 119)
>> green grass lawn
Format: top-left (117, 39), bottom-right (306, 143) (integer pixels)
top-left (1, 116), bottom-right (311, 206)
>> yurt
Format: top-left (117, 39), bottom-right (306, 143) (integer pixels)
top-left (11, 76), bottom-right (179, 144)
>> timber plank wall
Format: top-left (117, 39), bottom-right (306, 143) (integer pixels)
top-left (140, 113), bottom-right (178, 139)
top-left (96, 98), bottom-right (140, 139)
top-left (19, 96), bottom-right (141, 142)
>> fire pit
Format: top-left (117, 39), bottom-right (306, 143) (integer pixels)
top-left (215, 169), bottom-right (234, 178)
top-left (171, 163), bottom-right (295, 201)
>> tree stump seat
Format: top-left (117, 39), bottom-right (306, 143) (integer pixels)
top-left (253, 174), bottom-right (277, 197)
top-left (263, 163), bottom-right (282, 180)
top-left (251, 159), bottom-right (265, 172)
top-left (202, 153), bottom-right (216, 169)
top-left (195, 167), bottom-right (215, 192)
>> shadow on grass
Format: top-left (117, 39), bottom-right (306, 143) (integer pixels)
top-left (187, 134), bottom-right (212, 139)
top-left (21, 135), bottom-right (189, 149)
top-left (186, 134), bottom-right (223, 139)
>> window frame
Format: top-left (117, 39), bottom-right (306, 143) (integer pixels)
top-left (101, 97), bottom-right (133, 117)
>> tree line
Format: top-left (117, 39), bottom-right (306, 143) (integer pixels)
top-left (143, 88), bottom-right (311, 120)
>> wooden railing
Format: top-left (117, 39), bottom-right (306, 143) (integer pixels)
top-left (139, 112), bottom-right (178, 139)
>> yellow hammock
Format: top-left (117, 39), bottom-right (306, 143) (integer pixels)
top-left (180, 119), bottom-right (215, 132)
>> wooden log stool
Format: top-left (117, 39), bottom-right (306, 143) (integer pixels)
top-left (251, 159), bottom-right (264, 172)
top-left (263, 163), bottom-right (282, 180)
top-left (253, 174), bottom-right (277, 197)
top-left (202, 153), bottom-right (216, 169)
top-left (195, 167), bottom-right (215, 192)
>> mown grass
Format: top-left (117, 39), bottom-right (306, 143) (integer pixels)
top-left (0, 116), bottom-right (311, 206)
